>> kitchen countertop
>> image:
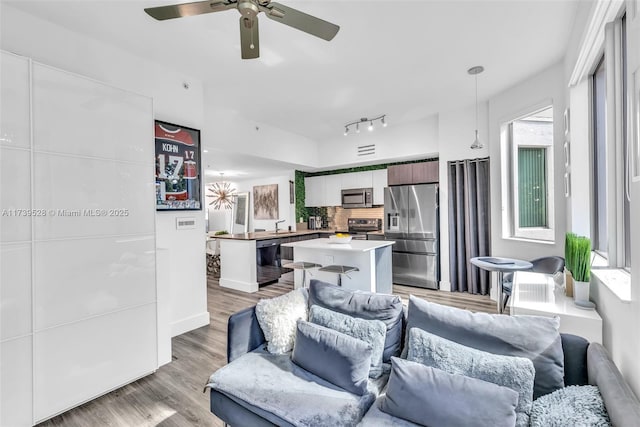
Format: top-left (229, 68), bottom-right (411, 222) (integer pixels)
top-left (214, 229), bottom-right (346, 241)
top-left (282, 238), bottom-right (395, 252)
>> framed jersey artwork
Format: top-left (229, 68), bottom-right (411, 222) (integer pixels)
top-left (154, 120), bottom-right (202, 210)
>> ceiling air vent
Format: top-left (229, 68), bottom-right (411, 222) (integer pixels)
top-left (357, 144), bottom-right (376, 157)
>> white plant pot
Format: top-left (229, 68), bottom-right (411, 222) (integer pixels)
top-left (574, 280), bottom-right (590, 303)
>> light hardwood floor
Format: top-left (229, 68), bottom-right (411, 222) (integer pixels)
top-left (37, 277), bottom-right (499, 427)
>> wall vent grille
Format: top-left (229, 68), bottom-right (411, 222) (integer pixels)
top-left (176, 217), bottom-right (196, 230)
top-left (357, 144), bottom-right (376, 156)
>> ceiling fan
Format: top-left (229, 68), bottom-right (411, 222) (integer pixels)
top-left (144, 0), bottom-right (340, 59)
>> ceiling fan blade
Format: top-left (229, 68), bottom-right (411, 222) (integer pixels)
top-left (144, 0), bottom-right (237, 21)
top-left (262, 2), bottom-right (339, 41)
top-left (239, 16), bottom-right (260, 59)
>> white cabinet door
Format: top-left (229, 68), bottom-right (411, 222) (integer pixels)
top-left (341, 171), bottom-right (372, 189)
top-left (324, 174), bottom-right (342, 206)
top-left (0, 51), bottom-right (33, 427)
top-left (304, 176), bottom-right (325, 207)
top-left (372, 168), bottom-right (388, 205)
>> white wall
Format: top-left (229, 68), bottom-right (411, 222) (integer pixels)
top-left (234, 174), bottom-right (297, 232)
top-left (203, 103), bottom-right (319, 168)
top-left (437, 104), bottom-right (490, 291)
top-left (316, 115), bottom-right (440, 169)
top-left (1, 4), bottom-right (208, 339)
top-left (488, 62), bottom-right (567, 261)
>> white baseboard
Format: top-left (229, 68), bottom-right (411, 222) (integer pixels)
top-left (220, 278), bottom-right (259, 293)
top-left (171, 311), bottom-right (210, 337)
top-left (439, 281), bottom-right (452, 292)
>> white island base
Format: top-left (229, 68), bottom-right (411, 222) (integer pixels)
top-left (282, 238), bottom-right (395, 293)
top-left (218, 239), bottom-right (261, 293)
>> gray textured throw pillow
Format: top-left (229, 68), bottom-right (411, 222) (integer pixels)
top-left (406, 295), bottom-right (564, 399)
top-left (408, 327), bottom-right (534, 427)
top-left (291, 320), bottom-right (372, 396)
top-left (530, 385), bottom-right (611, 427)
top-left (309, 279), bottom-right (403, 362)
top-left (380, 357), bottom-right (519, 427)
top-left (309, 305), bottom-right (387, 378)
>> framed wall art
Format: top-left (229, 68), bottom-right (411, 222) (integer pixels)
top-left (253, 184), bottom-right (279, 219)
top-left (154, 120), bottom-right (202, 210)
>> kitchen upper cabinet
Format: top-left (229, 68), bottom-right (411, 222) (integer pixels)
top-left (372, 169), bottom-right (387, 205)
top-left (387, 160), bottom-right (439, 185)
top-left (341, 171), bottom-right (372, 189)
top-left (323, 174), bottom-right (342, 207)
top-left (304, 176), bottom-right (325, 207)
top-left (305, 169), bottom-right (388, 207)
top-left (412, 161), bottom-right (439, 184)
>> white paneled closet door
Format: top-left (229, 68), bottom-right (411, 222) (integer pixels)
top-left (1, 51), bottom-right (34, 427)
top-left (0, 51), bottom-right (158, 425)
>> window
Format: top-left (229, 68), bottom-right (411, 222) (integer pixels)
top-left (621, 15), bottom-right (630, 270)
top-left (502, 106), bottom-right (555, 242)
top-left (590, 13), bottom-right (630, 270)
top-left (592, 57), bottom-right (607, 256)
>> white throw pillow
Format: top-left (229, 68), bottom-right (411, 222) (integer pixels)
top-left (255, 288), bottom-right (308, 354)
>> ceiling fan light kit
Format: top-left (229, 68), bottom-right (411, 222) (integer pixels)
top-left (344, 115), bottom-right (387, 136)
top-left (468, 65), bottom-right (484, 150)
top-left (145, 0), bottom-right (340, 59)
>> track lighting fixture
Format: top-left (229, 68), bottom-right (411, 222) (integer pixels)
top-left (343, 115), bottom-right (388, 136)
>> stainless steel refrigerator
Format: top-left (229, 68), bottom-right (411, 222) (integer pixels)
top-left (384, 184), bottom-right (439, 289)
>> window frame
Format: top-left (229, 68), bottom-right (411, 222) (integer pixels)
top-left (501, 104), bottom-right (556, 243)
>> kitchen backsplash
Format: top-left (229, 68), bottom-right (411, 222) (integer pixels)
top-left (326, 207), bottom-right (384, 231)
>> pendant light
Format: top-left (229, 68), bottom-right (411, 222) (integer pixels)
top-left (207, 173), bottom-right (237, 210)
top-left (468, 65), bottom-right (484, 150)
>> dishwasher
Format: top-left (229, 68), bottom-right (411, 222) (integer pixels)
top-left (256, 239), bottom-right (282, 285)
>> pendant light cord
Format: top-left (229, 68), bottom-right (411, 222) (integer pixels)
top-left (475, 73), bottom-right (478, 131)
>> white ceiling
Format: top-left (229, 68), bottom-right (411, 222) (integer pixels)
top-left (7, 0), bottom-right (582, 180)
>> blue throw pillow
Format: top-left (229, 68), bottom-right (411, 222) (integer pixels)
top-left (291, 320), bottom-right (372, 396)
top-left (309, 305), bottom-right (387, 378)
top-left (309, 279), bottom-right (404, 362)
top-left (408, 327), bottom-right (534, 427)
top-left (406, 295), bottom-right (564, 399)
top-left (379, 357), bottom-right (519, 427)
top-left (530, 385), bottom-right (611, 427)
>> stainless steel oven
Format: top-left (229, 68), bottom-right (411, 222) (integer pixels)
top-left (348, 218), bottom-right (381, 240)
top-left (341, 188), bottom-right (373, 208)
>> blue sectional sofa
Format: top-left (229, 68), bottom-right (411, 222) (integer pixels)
top-left (206, 280), bottom-right (640, 426)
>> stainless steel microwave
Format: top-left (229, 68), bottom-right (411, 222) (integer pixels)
top-left (341, 188), bottom-right (373, 208)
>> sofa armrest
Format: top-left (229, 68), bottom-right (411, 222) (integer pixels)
top-left (227, 305), bottom-right (266, 363)
top-left (588, 342), bottom-right (640, 426)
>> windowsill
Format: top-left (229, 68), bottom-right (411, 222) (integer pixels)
top-left (503, 236), bottom-right (556, 245)
top-left (591, 268), bottom-right (631, 303)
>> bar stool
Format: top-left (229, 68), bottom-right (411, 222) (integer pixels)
top-left (282, 261), bottom-right (322, 288)
top-left (318, 265), bottom-right (359, 286)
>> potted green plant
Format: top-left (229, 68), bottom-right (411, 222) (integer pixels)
top-left (564, 232), bottom-right (577, 297)
top-left (571, 235), bottom-right (591, 303)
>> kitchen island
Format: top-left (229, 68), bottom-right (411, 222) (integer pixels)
top-left (216, 230), bottom-right (341, 293)
top-left (282, 238), bottom-right (395, 293)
